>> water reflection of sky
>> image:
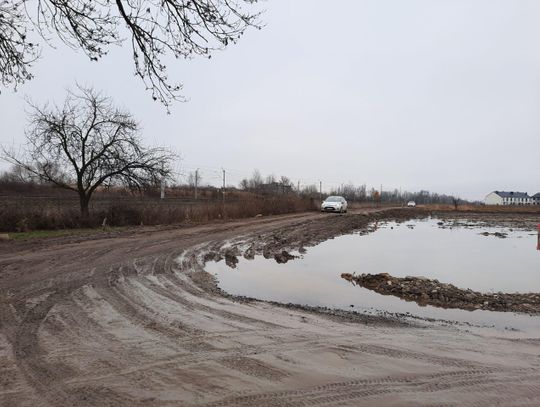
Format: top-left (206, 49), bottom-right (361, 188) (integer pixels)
top-left (206, 218), bottom-right (540, 335)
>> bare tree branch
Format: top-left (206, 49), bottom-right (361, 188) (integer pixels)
top-left (0, 0), bottom-right (261, 107)
top-left (0, 1), bottom-right (39, 88)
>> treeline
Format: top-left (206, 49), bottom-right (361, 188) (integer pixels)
top-left (1, 165), bottom-right (467, 205)
top-left (236, 171), bottom-right (467, 205)
top-left (327, 184), bottom-right (466, 205)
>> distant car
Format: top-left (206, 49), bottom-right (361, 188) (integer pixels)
top-left (407, 201), bottom-right (416, 207)
top-left (321, 196), bottom-right (348, 213)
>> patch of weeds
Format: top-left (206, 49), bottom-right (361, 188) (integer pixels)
top-left (8, 227), bottom-right (123, 241)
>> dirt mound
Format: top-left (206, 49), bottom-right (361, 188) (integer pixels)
top-left (342, 272), bottom-right (540, 314)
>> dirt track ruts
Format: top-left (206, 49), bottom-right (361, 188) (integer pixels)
top-left (1, 208), bottom-right (540, 407)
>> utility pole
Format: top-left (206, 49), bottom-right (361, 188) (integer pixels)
top-left (160, 163), bottom-right (165, 200)
top-left (194, 168), bottom-right (199, 200)
top-left (297, 180), bottom-right (300, 194)
top-left (319, 181), bottom-right (322, 202)
top-left (222, 168), bottom-right (226, 205)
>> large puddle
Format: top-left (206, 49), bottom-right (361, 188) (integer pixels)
top-left (207, 218), bottom-right (540, 335)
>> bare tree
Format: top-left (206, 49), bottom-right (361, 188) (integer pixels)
top-left (0, 1), bottom-right (260, 107)
top-left (3, 86), bottom-right (176, 217)
top-left (264, 173), bottom-right (276, 184)
top-left (279, 175), bottom-right (291, 187)
top-left (187, 170), bottom-right (201, 188)
top-left (239, 177), bottom-right (249, 190)
top-left (250, 169), bottom-right (263, 188)
top-left (301, 184), bottom-right (318, 197)
top-left (0, 163), bottom-right (39, 183)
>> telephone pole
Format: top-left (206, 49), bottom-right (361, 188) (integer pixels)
top-left (194, 168), bottom-right (199, 200)
top-left (160, 163), bottom-right (165, 200)
top-left (319, 181), bottom-right (322, 202)
top-left (222, 168), bottom-right (226, 205)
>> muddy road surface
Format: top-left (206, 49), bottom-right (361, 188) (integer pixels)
top-left (1, 209), bottom-right (540, 406)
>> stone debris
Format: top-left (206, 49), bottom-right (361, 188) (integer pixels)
top-left (224, 248), bottom-right (240, 268)
top-left (341, 272), bottom-right (540, 314)
top-left (274, 250), bottom-right (296, 264)
top-left (243, 244), bottom-right (256, 260)
top-left (480, 231), bottom-right (508, 238)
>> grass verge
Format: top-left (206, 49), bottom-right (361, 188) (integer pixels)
top-left (7, 227), bottom-right (126, 241)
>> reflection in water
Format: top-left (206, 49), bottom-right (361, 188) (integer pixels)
top-left (207, 218), bottom-right (540, 335)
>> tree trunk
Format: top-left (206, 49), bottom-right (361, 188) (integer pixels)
top-left (79, 194), bottom-right (90, 219)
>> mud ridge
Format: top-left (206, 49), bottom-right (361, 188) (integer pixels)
top-left (342, 272), bottom-right (540, 314)
top-left (201, 208), bottom-right (427, 271)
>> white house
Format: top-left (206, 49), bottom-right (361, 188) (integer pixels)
top-left (533, 193), bottom-right (540, 205)
top-left (485, 191), bottom-right (534, 205)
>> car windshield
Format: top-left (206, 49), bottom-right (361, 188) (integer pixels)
top-left (325, 196), bottom-right (342, 202)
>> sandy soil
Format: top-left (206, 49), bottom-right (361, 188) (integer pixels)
top-left (1, 209), bottom-right (540, 407)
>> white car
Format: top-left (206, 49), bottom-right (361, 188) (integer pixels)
top-left (407, 201), bottom-right (416, 207)
top-left (321, 196), bottom-right (348, 213)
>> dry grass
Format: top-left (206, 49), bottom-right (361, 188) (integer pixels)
top-left (0, 194), bottom-right (317, 232)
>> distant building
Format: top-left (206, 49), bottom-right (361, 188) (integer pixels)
top-left (533, 193), bottom-right (540, 205)
top-left (485, 191), bottom-right (534, 205)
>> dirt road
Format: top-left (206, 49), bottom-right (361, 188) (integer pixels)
top-left (1, 209), bottom-right (539, 406)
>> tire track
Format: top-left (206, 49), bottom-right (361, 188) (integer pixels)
top-left (201, 370), bottom-right (540, 407)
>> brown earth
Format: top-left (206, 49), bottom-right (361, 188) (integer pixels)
top-left (341, 273), bottom-right (540, 314)
top-left (1, 208), bottom-right (540, 406)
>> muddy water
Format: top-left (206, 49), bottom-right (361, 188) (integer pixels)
top-left (207, 218), bottom-right (540, 334)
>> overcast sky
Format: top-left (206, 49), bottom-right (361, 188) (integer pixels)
top-left (1, 0), bottom-right (540, 200)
